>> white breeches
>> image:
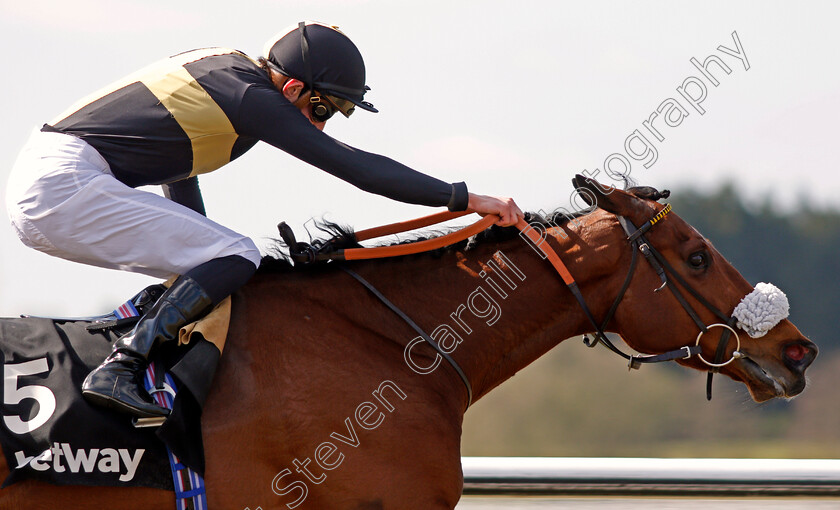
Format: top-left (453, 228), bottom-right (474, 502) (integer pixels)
top-left (5, 130), bottom-right (260, 279)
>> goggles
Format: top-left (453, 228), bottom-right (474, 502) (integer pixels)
top-left (310, 92), bottom-right (355, 122)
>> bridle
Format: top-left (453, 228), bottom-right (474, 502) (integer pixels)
top-left (524, 203), bottom-right (742, 400)
top-left (277, 202), bottom-right (745, 408)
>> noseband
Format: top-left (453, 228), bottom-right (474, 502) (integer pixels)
top-left (526, 203), bottom-right (741, 400)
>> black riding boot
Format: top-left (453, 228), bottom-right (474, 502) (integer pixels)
top-left (82, 276), bottom-right (213, 418)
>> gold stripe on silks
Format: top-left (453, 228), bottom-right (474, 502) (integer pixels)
top-left (141, 66), bottom-right (237, 176)
top-left (50, 48), bottom-right (235, 126)
top-left (50, 48), bottom-right (243, 176)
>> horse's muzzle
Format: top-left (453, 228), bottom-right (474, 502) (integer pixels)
top-left (782, 340), bottom-right (818, 374)
top-left (736, 339), bottom-right (817, 401)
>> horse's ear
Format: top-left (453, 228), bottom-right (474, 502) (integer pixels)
top-left (572, 174), bottom-right (649, 218)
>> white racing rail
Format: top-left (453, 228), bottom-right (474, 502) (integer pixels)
top-left (461, 457), bottom-right (840, 497)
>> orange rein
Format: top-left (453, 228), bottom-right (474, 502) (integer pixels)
top-left (514, 218), bottom-right (576, 285)
top-left (341, 211), bottom-right (495, 260)
top-left (285, 210), bottom-right (578, 287)
top-left (339, 212), bottom-right (577, 288)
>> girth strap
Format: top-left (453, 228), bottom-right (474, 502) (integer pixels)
top-left (339, 266), bottom-right (473, 410)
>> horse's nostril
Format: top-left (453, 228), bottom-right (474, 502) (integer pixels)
top-left (783, 341), bottom-right (817, 371)
top-left (785, 344), bottom-right (807, 361)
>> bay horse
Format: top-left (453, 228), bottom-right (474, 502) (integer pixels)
top-left (0, 177), bottom-right (817, 509)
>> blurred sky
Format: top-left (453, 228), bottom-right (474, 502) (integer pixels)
top-left (1, 0), bottom-right (839, 316)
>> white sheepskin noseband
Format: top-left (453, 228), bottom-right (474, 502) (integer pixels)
top-left (731, 282), bottom-right (790, 338)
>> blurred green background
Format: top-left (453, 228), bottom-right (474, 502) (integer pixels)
top-left (462, 184), bottom-right (840, 458)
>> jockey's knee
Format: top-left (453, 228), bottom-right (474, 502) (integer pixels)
top-left (236, 239), bottom-right (262, 271)
top-left (185, 254), bottom-right (258, 305)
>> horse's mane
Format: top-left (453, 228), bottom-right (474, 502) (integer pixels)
top-left (258, 217), bottom-right (528, 274)
top-left (258, 185), bottom-right (668, 274)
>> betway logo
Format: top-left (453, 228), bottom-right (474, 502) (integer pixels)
top-left (14, 442), bottom-right (144, 482)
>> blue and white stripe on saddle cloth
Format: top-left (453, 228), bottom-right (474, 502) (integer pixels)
top-left (116, 298), bottom-right (209, 510)
top-left (142, 363), bottom-right (208, 510)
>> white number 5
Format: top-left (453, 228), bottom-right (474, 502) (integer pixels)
top-left (4, 358), bottom-right (57, 435)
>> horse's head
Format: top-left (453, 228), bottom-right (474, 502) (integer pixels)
top-left (570, 175), bottom-right (817, 402)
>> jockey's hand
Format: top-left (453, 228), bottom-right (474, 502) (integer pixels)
top-left (467, 193), bottom-right (525, 227)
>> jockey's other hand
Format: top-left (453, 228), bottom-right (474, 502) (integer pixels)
top-left (467, 194), bottom-right (524, 227)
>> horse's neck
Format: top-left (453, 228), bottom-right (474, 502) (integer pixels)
top-left (365, 224), bottom-right (607, 405)
top-left (240, 218), bottom-right (617, 412)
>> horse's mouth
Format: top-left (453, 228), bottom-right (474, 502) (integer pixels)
top-left (739, 356), bottom-right (805, 402)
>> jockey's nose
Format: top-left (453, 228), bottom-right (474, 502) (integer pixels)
top-left (783, 340), bottom-right (817, 373)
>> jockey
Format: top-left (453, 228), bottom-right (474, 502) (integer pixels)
top-left (5, 21), bottom-right (524, 419)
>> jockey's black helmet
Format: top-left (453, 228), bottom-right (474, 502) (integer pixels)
top-left (263, 21), bottom-right (377, 113)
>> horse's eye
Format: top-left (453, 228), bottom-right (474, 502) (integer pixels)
top-left (688, 251), bottom-right (709, 269)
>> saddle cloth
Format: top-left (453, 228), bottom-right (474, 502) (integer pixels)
top-left (0, 318), bottom-right (171, 488)
top-left (0, 299), bottom-right (231, 488)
